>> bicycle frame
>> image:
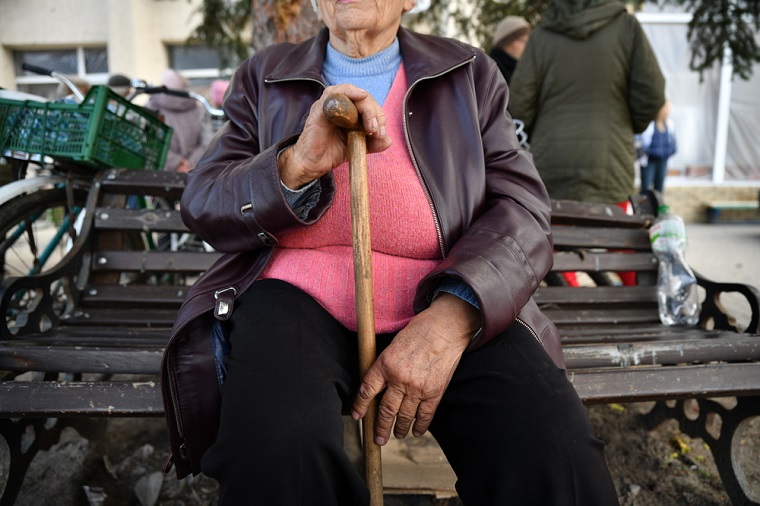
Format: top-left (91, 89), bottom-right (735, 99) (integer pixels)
top-left (2, 66), bottom-right (219, 280)
top-left (6, 203), bottom-right (81, 276)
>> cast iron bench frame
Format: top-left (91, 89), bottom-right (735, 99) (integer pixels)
top-left (0, 170), bottom-right (759, 505)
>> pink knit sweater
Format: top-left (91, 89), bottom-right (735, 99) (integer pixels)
top-left (260, 66), bottom-right (441, 332)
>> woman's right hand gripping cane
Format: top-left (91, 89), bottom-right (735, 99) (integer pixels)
top-left (277, 84), bottom-right (392, 190)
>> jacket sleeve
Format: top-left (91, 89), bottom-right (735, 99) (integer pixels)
top-left (418, 56), bottom-right (554, 349)
top-left (179, 56), bottom-right (332, 253)
top-left (627, 17), bottom-right (666, 133)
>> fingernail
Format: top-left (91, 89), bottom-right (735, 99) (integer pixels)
top-left (375, 436), bottom-right (386, 446)
top-left (379, 126), bottom-right (386, 138)
top-left (412, 430), bottom-right (422, 437)
top-left (371, 118), bottom-right (378, 132)
top-left (351, 410), bottom-right (361, 420)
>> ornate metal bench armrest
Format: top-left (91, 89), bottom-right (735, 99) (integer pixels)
top-left (696, 271), bottom-right (760, 334)
top-left (0, 239), bottom-right (90, 339)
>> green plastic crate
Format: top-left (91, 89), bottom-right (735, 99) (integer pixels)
top-left (0, 86), bottom-right (172, 170)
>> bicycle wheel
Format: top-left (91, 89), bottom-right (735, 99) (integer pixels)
top-left (0, 187), bottom-right (88, 279)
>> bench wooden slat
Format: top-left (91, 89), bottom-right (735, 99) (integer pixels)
top-left (0, 381), bottom-right (163, 416)
top-left (0, 346), bottom-right (162, 374)
top-left (61, 308), bottom-right (179, 326)
top-left (0, 336), bottom-right (726, 370)
top-left (97, 169), bottom-right (186, 200)
top-left (571, 362), bottom-right (760, 403)
top-left (91, 250), bottom-right (221, 272)
top-left (82, 284), bottom-right (194, 306)
top-left (8, 335), bottom-right (757, 377)
top-left (5, 362), bottom-right (760, 417)
top-left (550, 200), bottom-right (652, 228)
top-left (551, 251), bottom-right (658, 273)
top-left (564, 335), bottom-right (760, 369)
top-left (535, 285), bottom-right (657, 304)
top-left (551, 226), bottom-right (651, 250)
top-left (7, 328), bottom-right (170, 345)
top-left (705, 201), bottom-right (758, 210)
top-left (558, 325), bottom-right (729, 343)
top-left (94, 207), bottom-right (188, 232)
top-left (541, 308), bottom-right (660, 324)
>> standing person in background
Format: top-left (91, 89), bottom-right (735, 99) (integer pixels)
top-left (488, 16), bottom-right (532, 85)
top-left (640, 100), bottom-right (677, 194)
top-left (206, 79), bottom-right (230, 138)
top-left (509, 0), bottom-right (665, 287)
top-left (147, 69), bottom-right (207, 173)
top-left (209, 79), bottom-right (230, 110)
top-left (509, 0), bottom-right (665, 206)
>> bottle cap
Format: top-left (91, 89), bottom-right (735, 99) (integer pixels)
top-left (658, 205), bottom-right (670, 215)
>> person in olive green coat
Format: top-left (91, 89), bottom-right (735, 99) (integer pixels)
top-left (509, 0), bottom-right (665, 204)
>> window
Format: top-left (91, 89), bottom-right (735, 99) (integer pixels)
top-left (13, 47), bottom-right (109, 100)
top-left (168, 45), bottom-right (227, 87)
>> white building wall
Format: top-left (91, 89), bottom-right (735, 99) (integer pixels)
top-left (0, 0), bottom-right (201, 89)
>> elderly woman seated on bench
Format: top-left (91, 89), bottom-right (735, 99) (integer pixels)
top-left (163, 0), bottom-right (619, 504)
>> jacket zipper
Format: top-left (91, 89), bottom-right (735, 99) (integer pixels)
top-left (268, 63), bottom-right (480, 259)
top-left (264, 77), bottom-right (324, 87)
top-left (402, 57), bottom-right (476, 259)
top-left (165, 345), bottom-right (186, 469)
top-left (515, 317), bottom-right (545, 350)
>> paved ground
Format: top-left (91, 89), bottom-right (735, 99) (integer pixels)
top-left (684, 222), bottom-right (760, 331)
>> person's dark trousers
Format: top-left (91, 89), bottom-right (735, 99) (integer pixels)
top-left (201, 279), bottom-right (620, 505)
top-left (640, 156), bottom-right (669, 193)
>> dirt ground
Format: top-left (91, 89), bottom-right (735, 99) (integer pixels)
top-left (10, 399), bottom-right (754, 505)
top-left (589, 403), bottom-right (733, 506)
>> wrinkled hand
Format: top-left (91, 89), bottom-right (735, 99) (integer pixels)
top-left (278, 84), bottom-right (392, 190)
top-left (351, 293), bottom-right (481, 445)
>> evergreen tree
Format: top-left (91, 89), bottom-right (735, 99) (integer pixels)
top-left (188, 0), bottom-right (319, 68)
top-left (666, 0), bottom-right (760, 80)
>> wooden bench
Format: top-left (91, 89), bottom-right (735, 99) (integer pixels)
top-left (546, 196), bottom-right (760, 505)
top-left (0, 168), bottom-right (220, 503)
top-left (705, 192), bottom-right (760, 223)
top-left (1, 172), bottom-right (759, 505)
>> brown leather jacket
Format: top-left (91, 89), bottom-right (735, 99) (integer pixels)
top-left (161, 27), bottom-right (563, 479)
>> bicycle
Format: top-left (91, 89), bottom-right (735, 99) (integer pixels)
top-left (0, 64), bottom-right (223, 280)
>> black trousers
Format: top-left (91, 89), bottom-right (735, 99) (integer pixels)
top-left (201, 279), bottom-right (619, 505)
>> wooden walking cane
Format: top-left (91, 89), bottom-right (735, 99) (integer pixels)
top-left (323, 93), bottom-right (383, 505)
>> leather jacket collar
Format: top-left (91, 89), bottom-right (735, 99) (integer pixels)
top-left (264, 28), bottom-right (476, 87)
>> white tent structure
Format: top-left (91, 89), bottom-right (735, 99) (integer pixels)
top-left (637, 7), bottom-right (760, 184)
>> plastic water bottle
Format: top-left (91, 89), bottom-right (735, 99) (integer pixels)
top-left (649, 205), bottom-right (701, 325)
